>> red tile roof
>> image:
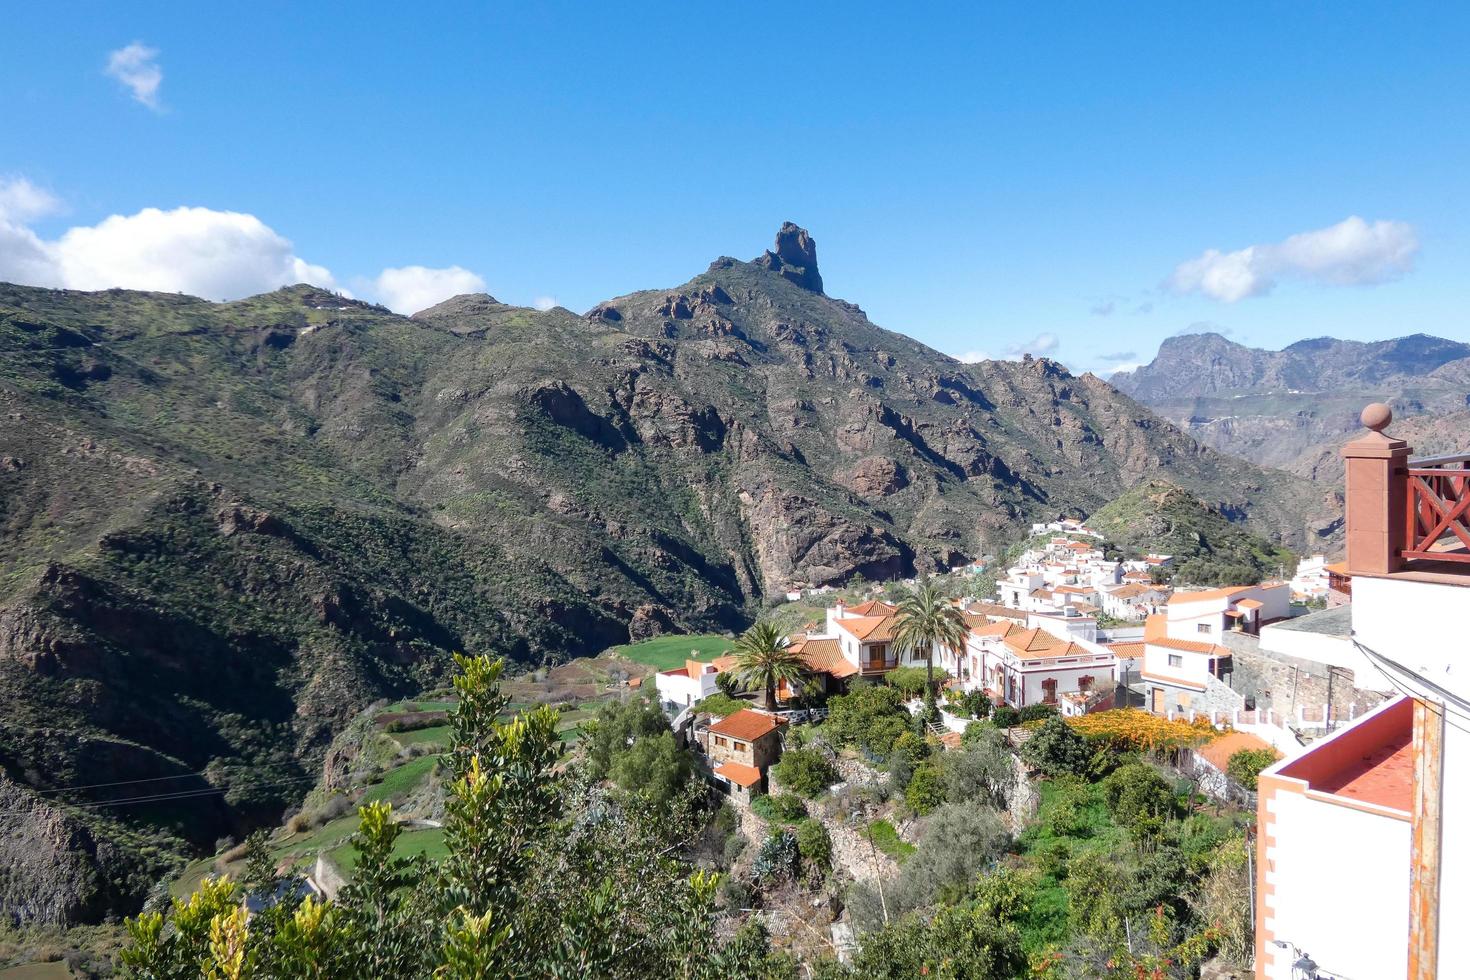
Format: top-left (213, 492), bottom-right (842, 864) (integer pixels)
top-left (846, 599), bottom-right (899, 617)
top-left (833, 614), bottom-right (897, 642)
top-left (1168, 586), bottom-right (1250, 605)
top-left (794, 637), bottom-right (858, 678)
top-left (708, 708), bottom-right (783, 741)
top-left (714, 761), bottom-right (763, 788)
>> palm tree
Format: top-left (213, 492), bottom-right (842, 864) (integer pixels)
top-left (891, 575), bottom-right (968, 718)
top-left (732, 622), bottom-right (807, 711)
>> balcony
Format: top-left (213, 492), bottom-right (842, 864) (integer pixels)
top-left (1404, 452), bottom-right (1470, 564)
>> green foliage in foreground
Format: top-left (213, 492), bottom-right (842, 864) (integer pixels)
top-left (117, 655), bottom-right (785, 979)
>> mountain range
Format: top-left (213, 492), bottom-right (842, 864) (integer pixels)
top-left (0, 223), bottom-right (1335, 923)
top-left (1110, 332), bottom-right (1470, 476)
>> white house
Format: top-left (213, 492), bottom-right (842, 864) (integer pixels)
top-left (1287, 554), bottom-right (1330, 601)
top-left (654, 655), bottom-right (736, 711)
top-left (1165, 583), bottom-right (1291, 640)
top-left (964, 621), bottom-right (1117, 710)
top-left (1099, 582), bottom-right (1171, 621)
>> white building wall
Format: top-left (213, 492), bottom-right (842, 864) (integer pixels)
top-left (1350, 575), bottom-right (1470, 974)
top-left (1263, 791), bottom-right (1409, 980)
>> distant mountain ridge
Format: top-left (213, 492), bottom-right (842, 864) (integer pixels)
top-left (0, 224), bottom-right (1335, 924)
top-left (1111, 331), bottom-right (1470, 474)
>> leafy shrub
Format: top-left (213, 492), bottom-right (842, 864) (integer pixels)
top-left (750, 793), bottom-right (807, 824)
top-left (718, 875), bottom-right (754, 911)
top-left (794, 818), bottom-right (832, 875)
top-left (1018, 703), bottom-right (1058, 723)
top-left (696, 693), bottom-right (747, 718)
top-left (1021, 716), bottom-right (1091, 777)
top-left (1226, 747), bottom-right (1277, 791)
top-left (945, 689), bottom-right (992, 720)
top-left (824, 683), bottom-right (911, 759)
top-left (1101, 762), bottom-right (1175, 839)
top-left (894, 804), bottom-right (1009, 910)
top-left (752, 830), bottom-right (799, 884)
top-left (1042, 778), bottom-right (1094, 838)
top-left (772, 747), bottom-right (838, 798)
top-left (941, 727), bottom-right (1012, 809)
top-left (887, 665), bottom-right (948, 698)
top-left (722, 833), bottom-right (748, 867)
top-left (992, 705), bottom-right (1021, 729)
top-left (904, 759), bottom-right (946, 815)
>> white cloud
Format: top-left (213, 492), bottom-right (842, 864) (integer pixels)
top-left (1168, 216), bottom-right (1418, 303)
top-left (532, 296), bottom-right (559, 311)
top-left (0, 177), bottom-right (61, 223)
top-left (0, 196), bottom-right (339, 300)
top-left (1002, 332), bottom-right (1059, 358)
top-left (373, 265), bottom-right (486, 315)
top-left (954, 350), bottom-right (991, 363)
top-left (106, 42), bottom-right (163, 111)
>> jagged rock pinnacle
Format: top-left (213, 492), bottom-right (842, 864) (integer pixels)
top-left (753, 222), bottom-right (823, 294)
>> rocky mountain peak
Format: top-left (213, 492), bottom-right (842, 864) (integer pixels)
top-left (753, 222), bottom-right (823, 294)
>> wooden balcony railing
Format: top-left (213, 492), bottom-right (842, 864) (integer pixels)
top-left (1405, 453), bottom-right (1470, 563)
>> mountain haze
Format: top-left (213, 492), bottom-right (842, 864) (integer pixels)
top-left (0, 225), bottom-right (1334, 923)
top-left (1111, 331), bottom-right (1470, 474)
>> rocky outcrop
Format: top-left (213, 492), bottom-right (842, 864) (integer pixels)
top-left (840, 456), bottom-right (909, 497)
top-left (753, 222), bottom-right (824, 293)
top-left (0, 776), bottom-right (152, 926)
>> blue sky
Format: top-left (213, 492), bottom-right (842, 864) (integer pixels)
top-left (2, 2), bottom-right (1467, 374)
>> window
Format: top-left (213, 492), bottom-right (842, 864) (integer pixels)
top-left (1078, 675), bottom-right (1093, 693)
top-left (736, 741), bottom-right (749, 753)
top-left (1041, 678), bottom-right (1058, 704)
top-left (1168, 654), bottom-right (1183, 668)
top-left (714, 736), bottom-right (727, 748)
top-left (1196, 623), bottom-right (1211, 634)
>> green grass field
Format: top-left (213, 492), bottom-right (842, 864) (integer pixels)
top-left (614, 634), bottom-right (731, 670)
top-left (865, 819), bottom-right (915, 862)
top-left (362, 755), bottom-right (440, 804)
top-left (391, 724), bottom-right (452, 747)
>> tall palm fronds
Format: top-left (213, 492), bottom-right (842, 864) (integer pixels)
top-left (732, 621), bottom-right (807, 711)
top-left (891, 576), bottom-right (967, 712)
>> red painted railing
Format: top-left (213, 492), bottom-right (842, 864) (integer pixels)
top-left (1404, 453), bottom-right (1470, 563)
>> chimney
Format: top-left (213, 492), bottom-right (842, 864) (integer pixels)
top-left (1341, 403), bottom-right (1412, 576)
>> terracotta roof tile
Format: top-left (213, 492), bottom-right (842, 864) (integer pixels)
top-left (714, 761), bottom-right (763, 788)
top-left (846, 599), bottom-right (899, 617)
top-left (708, 708), bottom-right (783, 741)
top-left (1168, 586), bottom-right (1250, 605)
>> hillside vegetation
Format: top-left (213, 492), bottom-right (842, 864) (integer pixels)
top-left (1087, 482), bottom-right (1297, 585)
top-left (0, 225), bottom-right (1331, 924)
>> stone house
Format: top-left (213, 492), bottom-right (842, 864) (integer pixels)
top-left (700, 708), bottom-right (786, 800)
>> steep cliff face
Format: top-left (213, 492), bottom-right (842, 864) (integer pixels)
top-left (1112, 332), bottom-right (1470, 474)
top-left (0, 225), bottom-right (1333, 923)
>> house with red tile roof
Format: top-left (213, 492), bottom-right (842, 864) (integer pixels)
top-left (962, 619), bottom-right (1117, 710)
top-left (697, 708), bottom-right (787, 801)
top-left (653, 653), bottom-right (737, 711)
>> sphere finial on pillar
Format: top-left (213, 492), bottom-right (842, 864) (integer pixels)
top-left (1361, 402), bottom-right (1392, 432)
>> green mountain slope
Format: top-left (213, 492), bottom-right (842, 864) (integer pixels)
top-left (0, 225), bottom-right (1334, 923)
top-left (1087, 482), bottom-right (1297, 585)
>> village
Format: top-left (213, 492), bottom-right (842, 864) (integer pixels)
top-left (656, 514), bottom-right (1365, 804)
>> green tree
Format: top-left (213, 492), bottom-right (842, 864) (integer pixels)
top-left (891, 576), bottom-right (968, 719)
top-left (1101, 761), bottom-right (1176, 838)
top-left (1020, 716), bottom-right (1091, 777)
top-left (1226, 747), bottom-right (1277, 791)
top-left (610, 730), bottom-right (692, 808)
top-left (582, 690), bottom-right (669, 781)
top-left (794, 818), bottom-right (833, 877)
top-left (904, 759), bottom-right (946, 815)
top-left (824, 683), bottom-right (910, 759)
top-left (940, 727), bottom-right (1012, 809)
top-left (732, 621), bottom-right (807, 711)
top-left (772, 746), bottom-right (839, 798)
